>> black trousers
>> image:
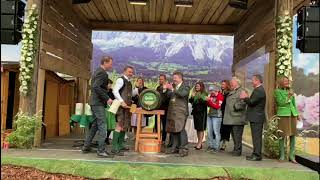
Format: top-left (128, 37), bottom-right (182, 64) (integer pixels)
top-left (172, 129), bottom-right (188, 150)
top-left (231, 125), bottom-right (244, 154)
top-left (220, 124), bottom-right (232, 141)
top-left (250, 122), bottom-right (264, 158)
top-left (84, 106), bottom-right (106, 153)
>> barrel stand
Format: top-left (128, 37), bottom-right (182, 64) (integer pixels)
top-left (134, 109), bottom-right (165, 152)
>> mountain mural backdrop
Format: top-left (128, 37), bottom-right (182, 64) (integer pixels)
top-left (92, 31), bottom-right (234, 83)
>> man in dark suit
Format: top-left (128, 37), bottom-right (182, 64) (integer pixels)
top-left (156, 74), bottom-right (170, 145)
top-left (82, 56), bottom-right (114, 158)
top-left (164, 72), bottom-right (190, 157)
top-left (240, 74), bottom-right (266, 161)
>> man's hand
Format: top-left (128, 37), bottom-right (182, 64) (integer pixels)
top-left (107, 99), bottom-right (113, 105)
top-left (239, 91), bottom-right (248, 99)
top-left (206, 96), bottom-right (212, 101)
top-left (167, 83), bottom-right (173, 90)
top-left (121, 102), bottom-right (130, 108)
top-left (191, 91), bottom-right (196, 97)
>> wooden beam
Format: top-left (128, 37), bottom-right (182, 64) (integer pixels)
top-left (34, 69), bottom-right (45, 147)
top-left (91, 22), bottom-right (236, 35)
top-left (293, 0), bottom-right (310, 12)
top-left (161, 0), bottom-right (171, 23)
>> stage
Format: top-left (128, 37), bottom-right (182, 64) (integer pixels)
top-left (1, 135), bottom-right (313, 172)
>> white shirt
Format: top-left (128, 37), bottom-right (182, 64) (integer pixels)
top-left (175, 82), bottom-right (183, 90)
top-left (113, 75), bottom-right (138, 102)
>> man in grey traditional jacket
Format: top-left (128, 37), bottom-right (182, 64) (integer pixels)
top-left (223, 77), bottom-right (247, 156)
top-left (164, 71), bottom-right (190, 157)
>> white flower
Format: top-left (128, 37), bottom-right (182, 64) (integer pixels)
top-left (25, 68), bottom-right (30, 72)
top-left (31, 17), bottom-right (36, 21)
top-left (26, 57), bottom-right (32, 62)
top-left (28, 64), bottom-right (34, 68)
top-left (283, 60), bottom-right (290, 65)
top-left (29, 40), bottom-right (33, 44)
top-left (279, 65), bottom-right (285, 70)
top-left (34, 21), bottom-right (38, 25)
top-left (22, 81), bottom-right (27, 86)
top-left (25, 75), bottom-right (31, 79)
top-left (32, 4), bottom-right (37, 8)
top-left (279, 69), bottom-right (284, 74)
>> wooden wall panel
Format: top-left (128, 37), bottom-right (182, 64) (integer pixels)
top-left (40, 0), bottom-right (92, 79)
top-left (59, 105), bottom-right (70, 136)
top-left (44, 80), bottom-right (59, 138)
top-left (233, 0), bottom-right (275, 64)
top-left (1, 71), bottom-right (9, 130)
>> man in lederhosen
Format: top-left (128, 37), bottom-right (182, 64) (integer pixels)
top-left (112, 66), bottom-right (137, 156)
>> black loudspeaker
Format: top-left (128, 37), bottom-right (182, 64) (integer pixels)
top-left (229, 0), bottom-right (248, 10)
top-left (72, 0), bottom-right (92, 4)
top-left (296, 5), bottom-right (320, 53)
top-left (1, 1), bottom-right (15, 14)
top-left (1, 0), bottom-right (26, 44)
top-left (297, 22), bottom-right (320, 37)
top-left (297, 6), bottom-right (319, 22)
top-left (296, 37), bottom-right (320, 53)
top-left (1, 30), bottom-right (16, 44)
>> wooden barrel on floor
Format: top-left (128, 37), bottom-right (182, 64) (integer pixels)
top-left (138, 139), bottom-right (161, 154)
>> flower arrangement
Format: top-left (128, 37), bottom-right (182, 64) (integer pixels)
top-left (7, 111), bottom-right (42, 148)
top-left (276, 15), bottom-right (293, 80)
top-left (19, 4), bottom-right (39, 95)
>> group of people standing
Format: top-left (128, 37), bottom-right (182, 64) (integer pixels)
top-left (82, 56), bottom-right (301, 163)
top-left (187, 76), bottom-right (265, 160)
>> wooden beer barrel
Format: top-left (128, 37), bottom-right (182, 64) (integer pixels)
top-left (138, 139), bottom-right (161, 154)
top-left (138, 89), bottom-right (161, 111)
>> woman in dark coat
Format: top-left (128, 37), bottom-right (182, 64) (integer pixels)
top-left (189, 81), bottom-right (208, 150)
top-left (220, 80), bottom-right (232, 151)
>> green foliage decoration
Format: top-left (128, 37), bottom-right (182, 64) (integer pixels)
top-left (7, 111), bottom-right (42, 148)
top-left (19, 4), bottom-right (39, 95)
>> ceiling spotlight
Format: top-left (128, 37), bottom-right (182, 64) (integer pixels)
top-left (228, 0), bottom-right (248, 10)
top-left (174, 0), bottom-right (193, 7)
top-left (128, 0), bottom-right (148, 6)
top-left (72, 0), bottom-right (91, 4)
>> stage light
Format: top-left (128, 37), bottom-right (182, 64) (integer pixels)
top-left (229, 0), bottom-right (248, 10)
top-left (174, 0), bottom-right (193, 7)
top-left (128, 0), bottom-right (148, 6)
top-left (72, 0), bottom-right (91, 4)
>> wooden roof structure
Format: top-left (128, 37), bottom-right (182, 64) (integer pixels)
top-left (72, 0), bottom-right (308, 34)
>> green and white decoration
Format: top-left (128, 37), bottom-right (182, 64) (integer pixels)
top-left (276, 15), bottom-right (293, 80)
top-left (19, 4), bottom-right (39, 95)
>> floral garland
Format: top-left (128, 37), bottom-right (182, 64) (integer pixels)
top-left (275, 15), bottom-right (293, 80)
top-left (19, 4), bottom-right (39, 95)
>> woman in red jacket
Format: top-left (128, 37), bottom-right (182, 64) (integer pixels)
top-left (206, 85), bottom-right (224, 152)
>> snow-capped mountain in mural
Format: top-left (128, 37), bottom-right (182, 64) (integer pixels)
top-left (92, 31), bottom-right (234, 82)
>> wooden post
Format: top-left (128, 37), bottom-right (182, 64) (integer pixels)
top-left (34, 69), bottom-right (45, 146)
top-left (18, 0), bottom-right (44, 146)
